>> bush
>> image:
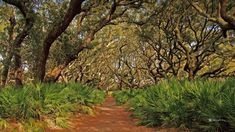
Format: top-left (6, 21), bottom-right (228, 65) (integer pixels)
top-left (112, 89), bottom-right (143, 105)
top-left (113, 78), bottom-right (235, 131)
top-left (0, 83), bottom-right (105, 130)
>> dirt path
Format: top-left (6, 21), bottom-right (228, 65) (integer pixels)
top-left (49, 96), bottom-right (156, 132)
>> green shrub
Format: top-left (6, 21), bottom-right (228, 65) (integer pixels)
top-left (113, 78), bottom-right (235, 131)
top-left (0, 83), bottom-right (105, 130)
top-left (112, 89), bottom-right (143, 105)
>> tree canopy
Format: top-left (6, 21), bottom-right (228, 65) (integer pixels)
top-left (0, 0), bottom-right (235, 89)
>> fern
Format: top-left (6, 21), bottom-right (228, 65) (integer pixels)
top-left (0, 83), bottom-right (105, 131)
top-left (113, 78), bottom-right (235, 131)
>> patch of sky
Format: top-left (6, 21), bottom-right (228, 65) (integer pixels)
top-left (190, 41), bottom-right (197, 47)
top-left (206, 24), bottom-right (221, 31)
top-left (0, 54), bottom-right (3, 61)
top-left (22, 63), bottom-right (29, 72)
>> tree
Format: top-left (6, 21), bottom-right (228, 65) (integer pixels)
top-left (187, 0), bottom-right (235, 37)
top-left (44, 0), bottom-right (143, 83)
top-left (1, 0), bottom-right (235, 88)
top-left (35, 0), bottom-right (85, 82)
top-left (1, 0), bottom-right (35, 87)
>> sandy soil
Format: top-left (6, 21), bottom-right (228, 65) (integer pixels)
top-left (48, 96), bottom-right (179, 132)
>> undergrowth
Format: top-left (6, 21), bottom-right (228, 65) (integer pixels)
top-left (113, 78), bottom-right (235, 131)
top-left (0, 83), bottom-right (105, 131)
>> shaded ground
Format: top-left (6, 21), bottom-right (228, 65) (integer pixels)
top-left (49, 96), bottom-right (179, 132)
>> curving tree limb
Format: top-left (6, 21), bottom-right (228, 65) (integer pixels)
top-left (187, 0), bottom-right (235, 38)
top-left (35, 0), bottom-right (85, 82)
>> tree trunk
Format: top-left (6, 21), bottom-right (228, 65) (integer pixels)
top-left (2, 0), bottom-right (35, 87)
top-left (188, 69), bottom-right (195, 81)
top-left (44, 45), bottom-right (85, 83)
top-left (1, 16), bottom-right (15, 86)
top-left (1, 54), bottom-right (13, 86)
top-left (34, 0), bottom-right (84, 82)
top-left (44, 65), bottom-right (66, 83)
top-left (13, 50), bottom-right (23, 87)
top-left (12, 16), bottom-right (34, 87)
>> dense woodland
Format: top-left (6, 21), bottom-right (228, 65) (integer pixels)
top-left (0, 0), bottom-right (234, 89)
top-left (0, 0), bottom-right (235, 131)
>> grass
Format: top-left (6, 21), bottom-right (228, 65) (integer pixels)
top-left (112, 89), bottom-right (144, 105)
top-left (113, 78), bottom-right (235, 131)
top-left (0, 83), bottom-right (106, 131)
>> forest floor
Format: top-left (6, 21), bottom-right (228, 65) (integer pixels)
top-left (48, 96), bottom-right (178, 132)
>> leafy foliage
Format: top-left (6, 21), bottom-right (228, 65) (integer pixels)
top-left (0, 83), bottom-right (105, 130)
top-left (112, 88), bottom-right (144, 105)
top-left (113, 78), bottom-right (235, 131)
